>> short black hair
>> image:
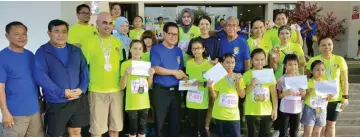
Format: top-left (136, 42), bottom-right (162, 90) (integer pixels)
top-left (163, 22), bottom-right (179, 33)
top-left (308, 15), bottom-right (316, 22)
top-left (199, 16), bottom-right (212, 24)
top-left (48, 19), bottom-right (69, 32)
top-left (220, 53), bottom-right (236, 63)
top-left (250, 17), bottom-right (265, 29)
top-left (220, 18), bottom-right (225, 21)
top-left (5, 21), bottom-right (27, 33)
top-left (250, 48), bottom-right (266, 59)
top-left (318, 36), bottom-right (332, 46)
top-left (282, 54), bottom-right (299, 74)
top-left (274, 11), bottom-right (289, 21)
top-left (76, 4), bottom-right (90, 13)
top-left (134, 16), bottom-right (144, 22)
top-left (157, 16), bottom-right (163, 21)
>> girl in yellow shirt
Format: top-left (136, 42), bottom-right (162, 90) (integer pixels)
top-left (120, 40), bottom-right (155, 137)
top-left (140, 30), bottom-right (158, 62)
top-left (207, 53), bottom-right (245, 137)
top-left (129, 16), bottom-right (145, 40)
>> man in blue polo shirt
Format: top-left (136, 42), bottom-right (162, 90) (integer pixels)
top-left (0, 21), bottom-right (44, 137)
top-left (219, 16), bottom-right (251, 74)
top-left (150, 22), bottom-right (188, 137)
top-left (33, 19), bottom-right (89, 137)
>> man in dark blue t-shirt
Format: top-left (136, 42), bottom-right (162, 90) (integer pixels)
top-left (0, 22), bottom-right (44, 136)
top-left (150, 22), bottom-right (188, 137)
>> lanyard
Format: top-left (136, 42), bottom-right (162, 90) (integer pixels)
top-left (321, 55), bottom-right (333, 80)
top-left (280, 43), bottom-right (292, 54)
top-left (97, 35), bottom-right (112, 61)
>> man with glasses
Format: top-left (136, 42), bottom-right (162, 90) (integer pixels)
top-left (33, 19), bottom-right (90, 137)
top-left (81, 12), bottom-right (124, 137)
top-left (68, 4), bottom-right (97, 48)
top-left (150, 22), bottom-right (188, 137)
top-left (219, 16), bottom-right (251, 135)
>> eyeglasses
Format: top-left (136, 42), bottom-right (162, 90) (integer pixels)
top-left (226, 24), bottom-right (238, 28)
top-left (192, 47), bottom-right (203, 51)
top-left (166, 32), bottom-right (178, 37)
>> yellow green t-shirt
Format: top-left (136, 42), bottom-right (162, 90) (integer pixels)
top-left (141, 52), bottom-right (150, 62)
top-left (274, 42), bottom-right (304, 79)
top-left (178, 26), bottom-right (201, 65)
top-left (264, 26), bottom-right (299, 46)
top-left (212, 76), bottom-right (245, 121)
top-left (81, 35), bottom-right (123, 92)
top-left (242, 70), bottom-right (276, 116)
top-left (304, 79), bottom-right (328, 109)
top-left (185, 59), bottom-right (213, 109)
top-left (68, 24), bottom-right (98, 46)
top-left (306, 55), bottom-right (348, 102)
top-left (247, 37), bottom-right (273, 56)
top-left (129, 29), bottom-right (145, 40)
top-left (121, 60), bottom-right (150, 110)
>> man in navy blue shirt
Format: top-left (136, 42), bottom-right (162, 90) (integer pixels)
top-left (33, 19), bottom-right (89, 137)
top-left (0, 21), bottom-right (44, 137)
top-left (219, 16), bottom-right (251, 74)
top-left (150, 22), bottom-right (188, 137)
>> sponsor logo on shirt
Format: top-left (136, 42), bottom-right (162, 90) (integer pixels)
top-left (177, 56), bottom-right (181, 64)
top-left (234, 47), bottom-right (239, 55)
top-left (190, 33), bottom-right (195, 39)
top-left (334, 64), bottom-right (339, 69)
top-left (115, 47), bottom-right (120, 55)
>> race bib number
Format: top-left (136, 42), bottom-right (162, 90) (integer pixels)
top-left (219, 94), bottom-right (238, 108)
top-left (187, 90), bottom-right (204, 103)
top-left (310, 96), bottom-right (328, 109)
top-left (131, 78), bottom-right (148, 94)
top-left (178, 40), bottom-right (190, 52)
top-left (252, 86), bottom-right (270, 102)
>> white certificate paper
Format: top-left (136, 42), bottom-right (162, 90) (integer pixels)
top-left (203, 63), bottom-right (228, 84)
top-left (131, 61), bottom-right (151, 76)
top-left (179, 79), bottom-right (198, 91)
top-left (252, 69), bottom-right (275, 84)
top-left (285, 75), bottom-right (308, 90)
top-left (315, 80), bottom-right (338, 96)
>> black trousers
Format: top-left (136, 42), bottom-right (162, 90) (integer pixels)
top-left (279, 111), bottom-right (301, 137)
top-left (187, 108), bottom-right (207, 137)
top-left (306, 38), bottom-right (314, 57)
top-left (246, 115), bottom-right (273, 137)
top-left (152, 84), bottom-right (181, 137)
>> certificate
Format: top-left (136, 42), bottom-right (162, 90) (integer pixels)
top-left (179, 79), bottom-right (198, 91)
top-left (131, 61), bottom-right (151, 76)
top-left (203, 63), bottom-right (228, 84)
top-left (252, 69), bottom-right (275, 84)
top-left (285, 75), bottom-right (308, 90)
top-left (315, 80), bottom-right (338, 96)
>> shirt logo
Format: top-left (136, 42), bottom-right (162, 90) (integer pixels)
top-left (190, 33), bottom-right (195, 39)
top-left (115, 47), bottom-right (120, 55)
top-left (334, 64), bottom-right (339, 69)
top-left (234, 47), bottom-right (240, 55)
top-left (265, 45), bottom-right (269, 49)
top-left (177, 56), bottom-right (181, 64)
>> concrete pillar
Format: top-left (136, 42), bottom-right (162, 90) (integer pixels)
top-left (265, 2), bottom-right (274, 21)
top-left (138, 2), bottom-right (145, 18)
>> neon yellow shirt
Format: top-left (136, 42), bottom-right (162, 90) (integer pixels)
top-left (274, 42), bottom-right (304, 79)
top-left (121, 60), bottom-right (150, 110)
top-left (141, 51), bottom-right (150, 62)
top-left (185, 59), bottom-right (213, 109)
top-left (247, 36), bottom-right (273, 56)
top-left (306, 54), bottom-right (347, 102)
top-left (129, 29), bottom-right (145, 40)
top-left (264, 26), bottom-right (299, 46)
top-left (68, 24), bottom-right (98, 46)
top-left (242, 70), bottom-right (276, 116)
top-left (82, 35), bottom-right (123, 92)
top-left (212, 76), bottom-right (245, 120)
top-left (305, 79), bottom-right (329, 109)
top-left (178, 26), bottom-right (201, 65)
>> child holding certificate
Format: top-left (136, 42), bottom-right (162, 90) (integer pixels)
top-left (243, 48), bottom-right (278, 137)
top-left (207, 53), bottom-right (245, 137)
top-left (120, 40), bottom-right (155, 137)
top-left (186, 39), bottom-right (213, 137)
top-left (277, 54), bottom-right (306, 137)
top-left (301, 60), bottom-right (333, 137)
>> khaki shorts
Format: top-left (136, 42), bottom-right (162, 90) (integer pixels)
top-left (3, 112), bottom-right (44, 137)
top-left (88, 91), bottom-right (124, 135)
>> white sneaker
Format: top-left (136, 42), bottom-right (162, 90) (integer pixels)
top-left (271, 130), bottom-right (280, 137)
top-left (354, 56), bottom-right (360, 60)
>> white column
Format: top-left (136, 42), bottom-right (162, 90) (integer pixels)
top-left (265, 2), bottom-right (274, 21)
top-left (138, 2), bottom-right (145, 18)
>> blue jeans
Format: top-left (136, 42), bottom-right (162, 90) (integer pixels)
top-left (214, 119), bottom-right (241, 137)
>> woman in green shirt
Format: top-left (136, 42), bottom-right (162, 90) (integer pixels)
top-left (247, 17), bottom-right (273, 60)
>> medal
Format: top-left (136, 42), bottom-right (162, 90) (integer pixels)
top-left (138, 84), bottom-right (145, 94)
top-left (98, 35), bottom-right (112, 71)
top-left (315, 107), bottom-right (322, 114)
top-left (104, 63), bottom-right (112, 71)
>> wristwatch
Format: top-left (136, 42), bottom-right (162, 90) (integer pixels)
top-left (342, 95), bottom-right (349, 99)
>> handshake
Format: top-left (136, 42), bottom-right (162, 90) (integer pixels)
top-left (65, 88), bottom-right (83, 100)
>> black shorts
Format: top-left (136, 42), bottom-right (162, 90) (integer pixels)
top-left (326, 101), bottom-right (341, 122)
top-left (127, 109), bottom-right (149, 135)
top-left (358, 40), bottom-right (360, 46)
top-left (45, 95), bottom-right (90, 137)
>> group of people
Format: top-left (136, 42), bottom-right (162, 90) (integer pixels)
top-left (0, 3), bottom-right (350, 137)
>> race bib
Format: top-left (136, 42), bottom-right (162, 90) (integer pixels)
top-left (131, 78), bottom-right (148, 94)
top-left (310, 96), bottom-right (328, 109)
top-left (187, 90), bottom-right (204, 103)
top-left (178, 40), bottom-right (190, 52)
top-left (219, 94), bottom-right (238, 108)
top-left (252, 85), bottom-right (270, 102)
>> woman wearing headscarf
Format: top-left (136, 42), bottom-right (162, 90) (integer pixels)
top-left (113, 17), bottom-right (131, 60)
top-left (178, 8), bottom-right (201, 64)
